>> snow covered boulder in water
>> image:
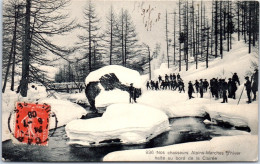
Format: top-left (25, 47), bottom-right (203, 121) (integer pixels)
top-left (85, 65), bottom-right (142, 111)
top-left (65, 103), bottom-right (170, 146)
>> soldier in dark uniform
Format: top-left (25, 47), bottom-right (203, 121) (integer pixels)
top-left (158, 75), bottom-right (162, 82)
top-left (160, 80), bottom-right (165, 90)
top-left (177, 73), bottom-right (181, 80)
top-left (199, 79), bottom-right (204, 98)
top-left (211, 78), bottom-right (219, 99)
top-left (170, 74), bottom-right (173, 81)
top-left (221, 79), bottom-right (228, 103)
top-left (133, 88), bottom-right (138, 103)
top-left (203, 79), bottom-right (209, 92)
top-left (165, 74), bottom-right (169, 82)
top-left (146, 81), bottom-right (151, 90)
top-left (173, 73), bottom-right (176, 80)
top-left (178, 79), bottom-right (185, 93)
top-left (194, 80), bottom-right (199, 93)
top-left (244, 76), bottom-right (251, 103)
top-left (151, 80), bottom-right (155, 90)
top-left (251, 69), bottom-right (258, 101)
top-left (129, 83), bottom-right (134, 103)
top-left (232, 73), bottom-right (240, 85)
top-left (218, 79), bottom-right (223, 98)
top-left (155, 81), bottom-right (159, 90)
top-left (231, 79), bottom-right (237, 99)
top-left (188, 81), bottom-right (195, 99)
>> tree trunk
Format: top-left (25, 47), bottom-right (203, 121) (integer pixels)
top-left (174, 12), bottom-right (176, 65)
top-left (124, 13), bottom-right (127, 66)
top-left (88, 3), bottom-right (92, 72)
top-left (121, 9), bottom-right (124, 66)
top-left (238, 1), bottom-right (240, 41)
top-left (249, 2), bottom-right (251, 53)
top-left (206, 21), bottom-right (209, 68)
top-left (110, 7), bottom-right (113, 65)
top-left (20, 0), bottom-right (31, 97)
top-left (214, 0), bottom-right (218, 58)
top-left (220, 1), bottom-right (223, 58)
top-left (166, 10), bottom-right (169, 68)
top-left (11, 6), bottom-right (19, 91)
top-left (179, 0), bottom-right (181, 72)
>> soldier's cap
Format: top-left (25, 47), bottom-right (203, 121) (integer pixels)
top-left (228, 78), bottom-right (231, 80)
top-left (245, 76), bottom-right (249, 79)
top-left (234, 72), bottom-right (237, 74)
top-left (130, 83), bottom-right (133, 85)
top-left (255, 69), bottom-right (258, 71)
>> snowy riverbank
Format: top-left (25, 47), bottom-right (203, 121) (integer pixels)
top-left (103, 135), bottom-right (257, 161)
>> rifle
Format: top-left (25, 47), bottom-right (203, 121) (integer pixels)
top-left (237, 86), bottom-right (244, 105)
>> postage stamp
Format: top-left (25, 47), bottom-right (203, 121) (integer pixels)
top-left (13, 102), bottom-right (51, 146)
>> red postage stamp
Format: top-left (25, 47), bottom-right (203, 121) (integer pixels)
top-left (14, 102), bottom-right (51, 146)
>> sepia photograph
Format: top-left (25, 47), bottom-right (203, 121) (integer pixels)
top-left (1, 0), bottom-right (259, 162)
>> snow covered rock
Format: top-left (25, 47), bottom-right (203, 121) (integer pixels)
top-left (65, 103), bottom-right (170, 146)
top-left (38, 98), bottom-right (88, 129)
top-left (84, 65), bottom-right (142, 111)
top-left (27, 83), bottom-right (48, 101)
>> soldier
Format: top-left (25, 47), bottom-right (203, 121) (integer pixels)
top-left (232, 73), bottom-right (240, 85)
top-left (170, 74), bottom-right (173, 81)
top-left (133, 88), bottom-right (138, 103)
top-left (173, 79), bottom-right (177, 90)
top-left (173, 73), bottom-right (176, 80)
top-left (251, 69), bottom-right (258, 101)
top-left (221, 79), bottom-right (228, 103)
top-left (194, 80), bottom-right (199, 93)
top-left (203, 79), bottom-right (209, 92)
top-left (160, 80), bottom-right (165, 90)
top-left (158, 75), bottom-right (162, 82)
top-left (244, 76), bottom-right (252, 103)
top-left (165, 74), bottom-right (169, 82)
top-left (199, 79), bottom-right (204, 98)
top-left (231, 79), bottom-right (237, 99)
top-left (151, 80), bottom-right (155, 90)
top-left (228, 78), bottom-right (232, 98)
top-left (146, 81), bottom-right (151, 90)
top-left (218, 79), bottom-right (223, 98)
top-left (211, 78), bottom-right (219, 99)
top-left (177, 73), bottom-right (181, 80)
top-left (188, 81), bottom-right (195, 99)
top-left (179, 80), bottom-right (185, 93)
top-left (129, 83), bottom-right (135, 103)
top-left (170, 80), bottom-right (174, 90)
top-left (155, 81), bottom-right (159, 90)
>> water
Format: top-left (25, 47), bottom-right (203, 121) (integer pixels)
top-left (2, 117), bottom-right (249, 162)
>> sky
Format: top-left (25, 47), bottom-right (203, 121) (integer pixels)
top-left (53, 0), bottom-right (213, 57)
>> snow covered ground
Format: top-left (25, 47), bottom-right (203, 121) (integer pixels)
top-left (65, 103), bottom-right (169, 146)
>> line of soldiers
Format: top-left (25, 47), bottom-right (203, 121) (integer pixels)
top-left (146, 73), bottom-right (185, 93)
top-left (188, 72), bottom-right (241, 103)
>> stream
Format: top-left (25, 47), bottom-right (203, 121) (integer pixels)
top-left (2, 116), bottom-right (249, 162)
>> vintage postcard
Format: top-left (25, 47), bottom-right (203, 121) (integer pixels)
top-left (1, 0), bottom-right (258, 162)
